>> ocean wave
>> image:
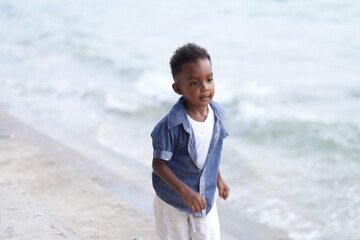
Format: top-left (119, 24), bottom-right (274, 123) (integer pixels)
top-left (231, 117), bottom-right (360, 161)
top-left (223, 137), bottom-right (360, 240)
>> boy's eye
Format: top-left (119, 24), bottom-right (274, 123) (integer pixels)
top-left (190, 81), bottom-right (199, 86)
top-left (207, 78), bottom-right (213, 82)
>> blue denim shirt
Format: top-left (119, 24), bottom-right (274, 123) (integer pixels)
top-left (151, 97), bottom-right (228, 216)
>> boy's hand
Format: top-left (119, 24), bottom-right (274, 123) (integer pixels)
top-left (180, 187), bottom-right (206, 213)
top-left (217, 175), bottom-right (230, 200)
top-left (152, 158), bottom-right (206, 212)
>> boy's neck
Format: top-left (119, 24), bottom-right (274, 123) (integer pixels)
top-left (184, 102), bottom-right (209, 122)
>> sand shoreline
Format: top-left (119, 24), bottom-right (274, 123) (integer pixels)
top-left (0, 109), bottom-right (155, 215)
top-left (0, 110), bottom-right (158, 239)
top-left (0, 109), bottom-right (285, 240)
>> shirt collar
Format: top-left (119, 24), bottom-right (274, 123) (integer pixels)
top-left (167, 97), bottom-right (225, 129)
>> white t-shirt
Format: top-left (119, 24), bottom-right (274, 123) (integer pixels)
top-left (187, 105), bottom-right (215, 170)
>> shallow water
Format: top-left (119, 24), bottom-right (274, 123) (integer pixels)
top-left (1, 0), bottom-right (360, 239)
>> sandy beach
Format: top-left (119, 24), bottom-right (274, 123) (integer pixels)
top-left (0, 109), bottom-right (284, 240)
top-left (0, 111), bottom-right (158, 240)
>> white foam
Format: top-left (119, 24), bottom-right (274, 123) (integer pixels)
top-left (104, 93), bottom-right (140, 114)
top-left (134, 71), bottom-right (177, 103)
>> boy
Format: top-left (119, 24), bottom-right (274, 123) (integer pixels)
top-left (151, 43), bottom-right (230, 240)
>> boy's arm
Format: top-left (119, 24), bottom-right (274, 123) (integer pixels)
top-left (217, 170), bottom-right (230, 200)
top-left (152, 158), bottom-right (206, 213)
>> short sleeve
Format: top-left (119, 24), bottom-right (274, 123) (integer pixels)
top-left (220, 124), bottom-right (229, 139)
top-left (151, 117), bottom-right (177, 161)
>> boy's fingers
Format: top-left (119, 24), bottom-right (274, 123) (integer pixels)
top-left (197, 200), bottom-right (206, 212)
top-left (220, 189), bottom-right (228, 199)
top-left (191, 204), bottom-right (200, 213)
top-left (201, 201), bottom-right (206, 210)
top-left (219, 185), bottom-right (230, 199)
top-left (190, 197), bottom-right (206, 212)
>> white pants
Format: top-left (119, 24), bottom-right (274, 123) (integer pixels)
top-left (153, 196), bottom-right (221, 240)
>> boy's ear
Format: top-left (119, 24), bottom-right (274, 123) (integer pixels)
top-left (172, 83), bottom-right (182, 95)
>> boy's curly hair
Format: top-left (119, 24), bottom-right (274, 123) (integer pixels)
top-left (169, 43), bottom-right (211, 81)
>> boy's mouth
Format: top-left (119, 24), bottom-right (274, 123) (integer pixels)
top-left (200, 95), bottom-right (211, 101)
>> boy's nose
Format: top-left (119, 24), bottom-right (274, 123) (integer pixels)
top-left (201, 81), bottom-right (210, 91)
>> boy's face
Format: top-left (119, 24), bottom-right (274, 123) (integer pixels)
top-left (172, 58), bottom-right (215, 110)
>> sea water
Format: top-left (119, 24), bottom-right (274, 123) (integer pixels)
top-left (1, 0), bottom-right (360, 239)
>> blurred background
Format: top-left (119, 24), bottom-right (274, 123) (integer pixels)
top-left (1, 0), bottom-right (360, 239)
